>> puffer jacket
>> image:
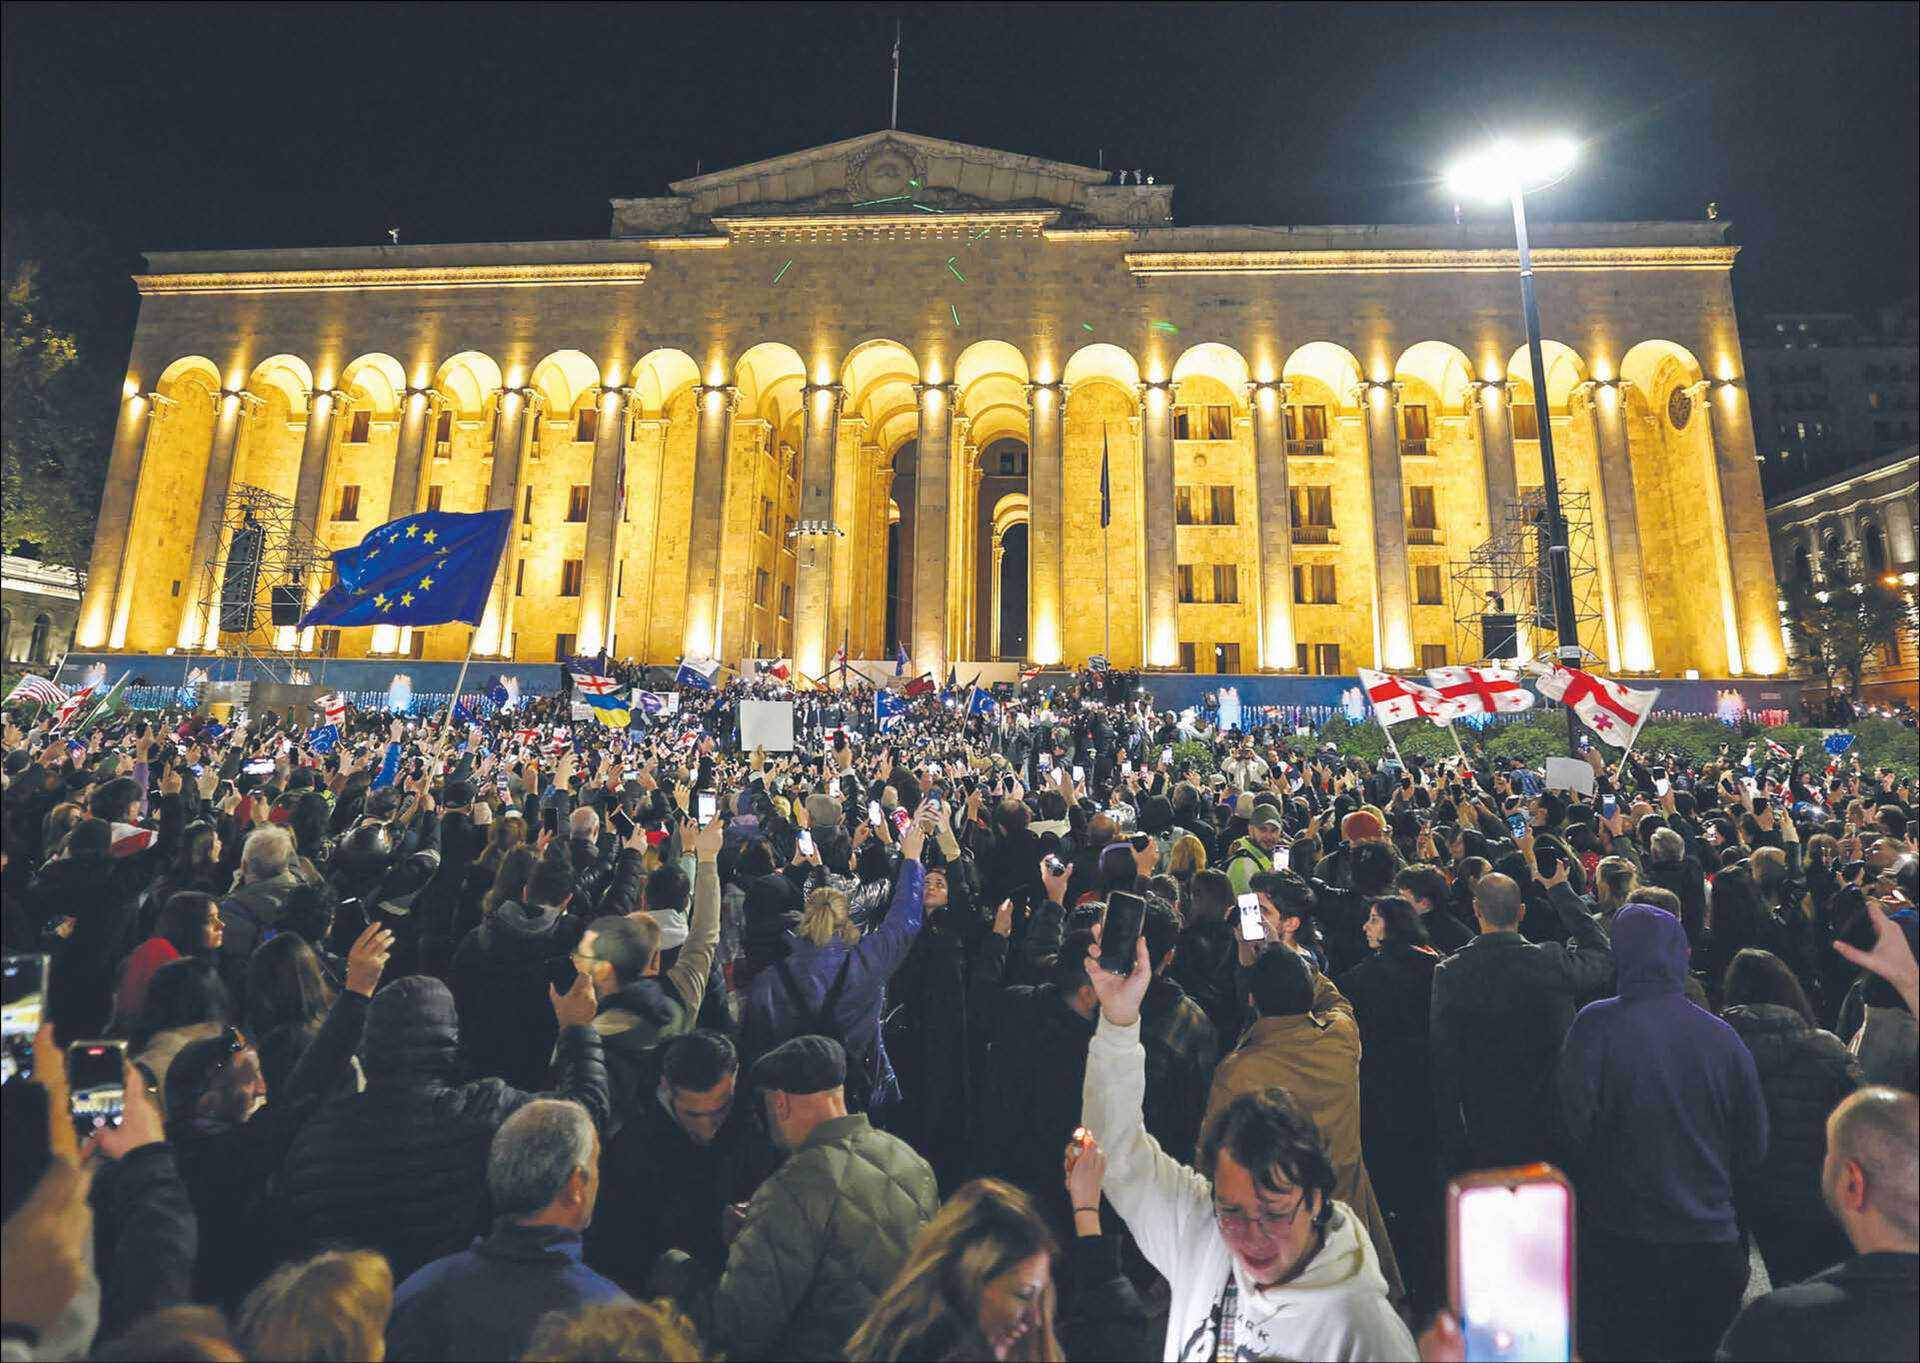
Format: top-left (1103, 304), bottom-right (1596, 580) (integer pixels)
top-left (703, 1114), bottom-right (939, 1362)
top-left (275, 975), bottom-right (608, 1281)
top-left (1722, 1002), bottom-right (1861, 1224)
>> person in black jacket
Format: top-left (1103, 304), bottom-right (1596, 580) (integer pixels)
top-left (586, 1030), bottom-right (775, 1290)
top-left (275, 964), bottom-right (608, 1282)
top-left (1172, 869), bottom-right (1243, 1045)
top-left (1720, 947), bottom-right (1862, 1285)
top-left (166, 923), bottom-right (392, 1310)
top-left (971, 918), bottom-right (1099, 1240)
top-left (1338, 894), bottom-right (1443, 1311)
top-left (1394, 863), bottom-right (1474, 955)
top-left (1429, 869), bottom-right (1614, 1173)
top-left (451, 854), bottom-right (584, 1091)
top-left (884, 860), bottom-right (981, 1192)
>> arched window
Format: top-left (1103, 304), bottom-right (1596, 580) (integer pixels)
top-left (1862, 522), bottom-right (1887, 574)
top-left (28, 613), bottom-right (53, 664)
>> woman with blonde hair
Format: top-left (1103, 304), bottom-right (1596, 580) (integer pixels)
top-left (1592, 855), bottom-right (1638, 924)
top-left (848, 1178), bottom-right (1063, 1363)
top-left (234, 1249), bottom-right (393, 1362)
top-left (741, 803), bottom-right (935, 1114)
top-left (1167, 832), bottom-right (1207, 896)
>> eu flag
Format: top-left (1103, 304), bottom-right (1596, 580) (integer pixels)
top-left (875, 689), bottom-right (909, 731)
top-left (300, 509), bottom-right (512, 629)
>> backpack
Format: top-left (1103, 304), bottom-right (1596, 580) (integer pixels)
top-left (772, 954), bottom-right (880, 1112)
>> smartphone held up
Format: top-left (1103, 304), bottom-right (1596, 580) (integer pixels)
top-left (1449, 1164), bottom-right (1575, 1363)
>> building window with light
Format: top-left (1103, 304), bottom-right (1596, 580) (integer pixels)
top-left (1415, 564), bottom-right (1445, 605)
top-left (426, 485), bottom-right (443, 512)
top-left (560, 560), bottom-right (583, 596)
top-left (334, 485), bottom-right (360, 521)
top-left (347, 410), bottom-right (371, 444)
top-left (575, 407), bottom-right (598, 443)
top-left (434, 408), bottom-right (453, 457)
top-left (567, 486), bottom-right (589, 522)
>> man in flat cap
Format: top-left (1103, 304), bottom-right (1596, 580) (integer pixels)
top-left (657, 1035), bottom-right (939, 1360)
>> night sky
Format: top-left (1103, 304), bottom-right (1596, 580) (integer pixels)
top-left (4, 1), bottom-right (1916, 345)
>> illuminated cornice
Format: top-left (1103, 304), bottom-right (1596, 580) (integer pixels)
top-left (134, 262), bottom-right (654, 296)
top-left (714, 210), bottom-right (1058, 242)
top-left (1123, 246), bottom-right (1739, 277)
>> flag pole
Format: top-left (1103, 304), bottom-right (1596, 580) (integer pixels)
top-left (1611, 714), bottom-right (1649, 791)
top-left (1377, 713), bottom-right (1406, 766)
top-left (442, 628), bottom-right (479, 739)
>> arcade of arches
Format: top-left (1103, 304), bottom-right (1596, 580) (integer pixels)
top-left (72, 132), bottom-right (1787, 684)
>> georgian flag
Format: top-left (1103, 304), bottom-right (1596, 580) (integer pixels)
top-left (1764, 737), bottom-right (1794, 762)
top-left (315, 693), bottom-right (348, 726)
top-left (1529, 662), bottom-right (1657, 747)
top-left (570, 671), bottom-right (622, 696)
top-left (1425, 665), bottom-right (1537, 716)
top-left (514, 727), bottom-right (541, 746)
top-left (1356, 668), bottom-right (1446, 726)
top-left (109, 822), bottom-right (156, 858)
top-left (53, 685), bottom-right (97, 730)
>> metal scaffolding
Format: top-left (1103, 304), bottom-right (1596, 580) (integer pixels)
top-left (1449, 486), bottom-right (1605, 666)
top-left (187, 483), bottom-right (335, 684)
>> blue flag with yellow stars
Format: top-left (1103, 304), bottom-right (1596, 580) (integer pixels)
top-left (300, 509), bottom-right (512, 628)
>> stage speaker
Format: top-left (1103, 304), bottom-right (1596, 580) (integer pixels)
top-left (1480, 612), bottom-right (1519, 661)
top-left (218, 525), bottom-right (265, 633)
top-left (269, 585), bottom-right (303, 627)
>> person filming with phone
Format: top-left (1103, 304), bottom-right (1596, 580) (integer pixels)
top-left (1080, 929), bottom-right (1416, 1360)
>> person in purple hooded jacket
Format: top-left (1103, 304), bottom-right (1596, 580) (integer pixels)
top-left (1555, 900), bottom-right (1769, 1363)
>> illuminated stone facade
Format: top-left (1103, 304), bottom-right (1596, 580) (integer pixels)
top-left (77, 131), bottom-right (1786, 683)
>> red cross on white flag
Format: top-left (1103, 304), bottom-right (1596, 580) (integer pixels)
top-left (1356, 668), bottom-right (1447, 725)
top-left (1425, 665), bottom-right (1537, 716)
top-left (570, 672), bottom-right (620, 696)
top-left (1530, 662), bottom-right (1657, 747)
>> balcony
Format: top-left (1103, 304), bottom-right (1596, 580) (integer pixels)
top-left (1406, 526), bottom-right (1444, 546)
top-left (1291, 525), bottom-right (1338, 546)
top-left (433, 439), bottom-right (453, 459)
top-left (1286, 439), bottom-right (1328, 456)
top-left (1401, 438), bottom-right (1431, 456)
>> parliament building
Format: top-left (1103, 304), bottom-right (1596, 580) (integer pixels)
top-left (73, 131), bottom-right (1786, 687)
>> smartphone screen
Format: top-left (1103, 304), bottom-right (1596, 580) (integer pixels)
top-left (1507, 813), bottom-right (1529, 838)
top-left (1276, 843), bottom-right (1291, 873)
top-left (797, 829), bottom-right (816, 857)
top-left (1039, 753), bottom-right (1053, 769)
top-left (1451, 1169), bottom-right (1574, 1362)
top-left (696, 792), bottom-right (718, 824)
top-left (67, 1040), bottom-right (127, 1140)
top-left (1161, 746), bottom-right (1173, 765)
top-left (1600, 795), bottom-right (1617, 818)
top-left (1236, 893), bottom-right (1266, 943)
top-left (868, 800), bottom-right (884, 826)
top-left (2, 954), bottom-right (50, 1083)
top-left (1121, 759), bottom-right (1132, 775)
top-left (1654, 777), bottom-right (1671, 798)
top-left (1072, 765), bottom-right (1085, 784)
top-left (1100, 892), bottom-right (1146, 975)
top-left (609, 807), bottom-right (636, 840)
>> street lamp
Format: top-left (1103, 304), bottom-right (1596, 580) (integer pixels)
top-left (1447, 137), bottom-right (1583, 751)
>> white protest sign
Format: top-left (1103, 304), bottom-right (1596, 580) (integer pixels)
top-left (738, 699), bottom-right (796, 752)
top-left (1543, 755), bottom-right (1597, 797)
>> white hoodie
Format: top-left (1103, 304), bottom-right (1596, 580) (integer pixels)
top-left (1083, 1016), bottom-right (1417, 1362)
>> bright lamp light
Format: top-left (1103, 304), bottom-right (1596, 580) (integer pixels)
top-left (1445, 138), bottom-right (1578, 200)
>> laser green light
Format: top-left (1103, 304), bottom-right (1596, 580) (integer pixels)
top-left (770, 259), bottom-right (793, 285)
top-left (946, 258), bottom-right (965, 282)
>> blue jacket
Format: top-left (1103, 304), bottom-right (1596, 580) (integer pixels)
top-left (386, 1221), bottom-right (628, 1363)
top-left (1555, 903), bottom-right (1768, 1243)
top-left (743, 860), bottom-right (925, 1109)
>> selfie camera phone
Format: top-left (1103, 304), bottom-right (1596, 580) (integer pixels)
top-left (1236, 893), bottom-right (1266, 943)
top-left (1507, 813), bottom-right (1529, 838)
top-left (1100, 892), bottom-right (1146, 976)
top-left (2, 954), bottom-right (50, 1084)
top-left (696, 792), bottom-right (718, 824)
top-left (67, 1040), bottom-right (127, 1140)
top-left (797, 829), bottom-right (816, 857)
top-left (1449, 1164), bottom-right (1575, 1363)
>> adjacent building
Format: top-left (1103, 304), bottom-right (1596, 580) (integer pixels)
top-left (72, 131), bottom-right (1786, 685)
top-left (1767, 444), bottom-right (1920, 706)
top-left (2, 555), bottom-right (85, 670)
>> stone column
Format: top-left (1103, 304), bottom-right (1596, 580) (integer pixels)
top-left (628, 414), bottom-right (669, 660)
top-left (77, 389), bottom-right (166, 649)
top-left (1581, 380), bottom-right (1656, 672)
top-left (871, 459), bottom-right (895, 657)
top-left (1701, 378), bottom-right (1788, 675)
top-left (1469, 379), bottom-right (1520, 535)
top-left (828, 415), bottom-right (867, 659)
top-left (965, 460), bottom-right (985, 660)
top-left (681, 384), bottom-right (736, 661)
top-left (990, 531), bottom-right (1006, 659)
top-left (1026, 381), bottom-right (1064, 664)
top-left (1139, 380), bottom-right (1177, 667)
top-left (373, 387), bottom-right (438, 656)
top-left (175, 389), bottom-right (257, 650)
top-left (911, 382), bottom-right (955, 681)
top-left (791, 382), bottom-right (845, 682)
top-left (291, 389), bottom-right (345, 538)
top-left (1360, 381), bottom-right (1414, 669)
top-left (1248, 380), bottom-right (1295, 670)
top-left (475, 386), bottom-right (535, 657)
top-left (575, 384), bottom-right (630, 658)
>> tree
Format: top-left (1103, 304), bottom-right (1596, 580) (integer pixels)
top-left (1, 213), bottom-right (133, 568)
top-left (1782, 578), bottom-right (1909, 697)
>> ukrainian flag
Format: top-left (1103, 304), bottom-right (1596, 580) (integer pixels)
top-left (570, 672), bottom-right (632, 728)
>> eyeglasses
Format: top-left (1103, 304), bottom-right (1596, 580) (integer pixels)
top-left (207, 1026), bottom-right (246, 1077)
top-left (1212, 1194), bottom-right (1309, 1237)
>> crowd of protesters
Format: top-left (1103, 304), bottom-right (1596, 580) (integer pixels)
top-left (1, 669), bottom-right (1915, 1362)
